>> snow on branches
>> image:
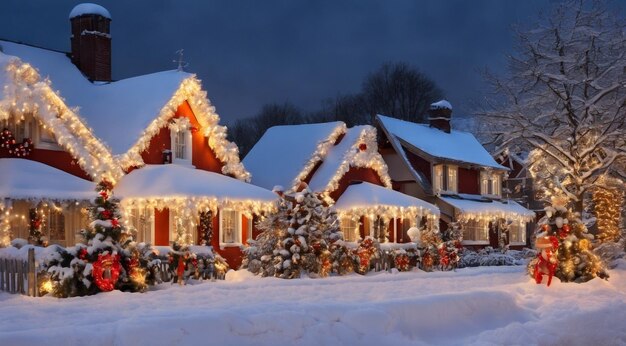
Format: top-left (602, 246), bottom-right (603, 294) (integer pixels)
top-left (482, 0), bottom-right (626, 213)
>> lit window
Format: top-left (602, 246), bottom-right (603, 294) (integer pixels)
top-left (447, 166), bottom-right (458, 192)
top-left (481, 171), bottom-right (502, 197)
top-left (129, 207), bottom-right (153, 243)
top-left (433, 164), bottom-right (457, 193)
top-left (463, 219), bottom-right (489, 242)
top-left (220, 209), bottom-right (241, 245)
top-left (509, 221), bottom-right (526, 244)
top-left (39, 205), bottom-right (65, 246)
top-left (340, 217), bottom-right (359, 242)
top-left (175, 131), bottom-right (186, 160)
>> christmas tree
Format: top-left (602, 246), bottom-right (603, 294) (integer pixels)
top-left (41, 181), bottom-right (159, 297)
top-left (243, 185), bottom-right (343, 279)
top-left (530, 199), bottom-right (609, 285)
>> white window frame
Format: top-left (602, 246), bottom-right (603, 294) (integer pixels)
top-left (480, 171), bottom-right (502, 197)
top-left (219, 209), bottom-right (242, 247)
top-left (340, 216), bottom-right (359, 242)
top-left (461, 219), bottom-right (489, 245)
top-left (433, 164), bottom-right (458, 194)
top-left (169, 209), bottom-right (196, 245)
top-left (170, 128), bottom-right (193, 166)
top-left (508, 221), bottom-right (526, 245)
top-left (128, 207), bottom-right (155, 244)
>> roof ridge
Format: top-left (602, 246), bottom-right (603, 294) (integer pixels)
top-left (0, 38), bottom-right (68, 55)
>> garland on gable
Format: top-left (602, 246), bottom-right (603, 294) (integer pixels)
top-left (0, 58), bottom-right (122, 183)
top-left (319, 126), bottom-right (392, 204)
top-left (115, 76), bottom-right (252, 182)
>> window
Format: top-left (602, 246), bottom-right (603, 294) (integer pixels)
top-left (174, 131), bottom-right (186, 160)
top-left (220, 209), bottom-right (241, 245)
top-left (340, 217), bottom-right (359, 242)
top-left (128, 207), bottom-right (154, 243)
top-left (433, 164), bottom-right (458, 193)
top-left (509, 221), bottom-right (526, 244)
top-left (480, 171), bottom-right (502, 197)
top-left (169, 210), bottom-right (195, 245)
top-left (462, 219), bottom-right (489, 243)
top-left (369, 216), bottom-right (387, 243)
top-left (42, 205), bottom-right (65, 246)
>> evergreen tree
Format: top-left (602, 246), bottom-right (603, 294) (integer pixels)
top-left (41, 181), bottom-right (159, 297)
top-left (530, 199), bottom-right (609, 284)
top-left (244, 186), bottom-right (343, 278)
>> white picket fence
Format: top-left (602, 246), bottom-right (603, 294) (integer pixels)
top-left (0, 248), bottom-right (38, 296)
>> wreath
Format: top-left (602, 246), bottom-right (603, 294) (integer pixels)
top-left (92, 253), bottom-right (121, 292)
top-left (1, 128), bottom-right (34, 157)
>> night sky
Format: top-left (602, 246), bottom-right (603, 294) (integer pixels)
top-left (0, 0), bottom-right (555, 123)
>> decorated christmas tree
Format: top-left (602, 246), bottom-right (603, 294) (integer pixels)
top-left (41, 181), bottom-right (159, 297)
top-left (530, 199), bottom-right (609, 285)
top-left (243, 185), bottom-right (343, 279)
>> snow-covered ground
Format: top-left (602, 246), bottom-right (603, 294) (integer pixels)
top-left (1, 262), bottom-right (625, 346)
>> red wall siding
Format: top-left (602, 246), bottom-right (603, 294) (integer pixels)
top-left (328, 167), bottom-right (384, 202)
top-left (141, 127), bottom-right (171, 165)
top-left (138, 101), bottom-right (224, 174)
top-left (1, 149), bottom-right (91, 180)
top-left (458, 167), bottom-right (480, 195)
top-left (402, 146), bottom-right (432, 184)
top-left (154, 208), bottom-right (169, 246)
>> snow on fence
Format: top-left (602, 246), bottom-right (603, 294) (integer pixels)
top-left (0, 248), bottom-right (38, 296)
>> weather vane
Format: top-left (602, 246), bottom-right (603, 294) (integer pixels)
top-left (173, 49), bottom-right (188, 71)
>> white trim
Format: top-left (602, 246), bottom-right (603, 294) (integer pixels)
top-left (219, 209), bottom-right (242, 248)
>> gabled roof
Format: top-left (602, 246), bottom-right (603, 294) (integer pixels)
top-left (0, 40), bottom-right (250, 181)
top-left (0, 51), bottom-right (122, 182)
top-left (0, 158), bottom-right (95, 201)
top-left (377, 114), bottom-right (507, 170)
top-left (244, 122), bottom-right (392, 201)
top-left (243, 122), bottom-right (346, 191)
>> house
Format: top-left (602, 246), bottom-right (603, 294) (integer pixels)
top-left (243, 122), bottom-right (439, 244)
top-left (0, 4), bottom-right (276, 267)
top-left (376, 101), bottom-right (535, 249)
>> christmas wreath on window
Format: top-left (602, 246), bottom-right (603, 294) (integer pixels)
top-left (1, 128), bottom-right (34, 157)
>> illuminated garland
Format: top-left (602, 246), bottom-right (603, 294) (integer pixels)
top-left (0, 57), bottom-right (122, 182)
top-left (0, 128), bottom-right (33, 157)
top-left (120, 196), bottom-right (276, 233)
top-left (593, 182), bottom-right (624, 243)
top-left (336, 206), bottom-right (439, 229)
top-left (116, 76), bottom-right (251, 182)
top-left (290, 122), bottom-right (347, 191)
top-left (318, 126), bottom-right (392, 204)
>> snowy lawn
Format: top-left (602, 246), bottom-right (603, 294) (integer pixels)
top-left (1, 263), bottom-right (625, 346)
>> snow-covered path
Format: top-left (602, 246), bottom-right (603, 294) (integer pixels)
top-left (1, 263), bottom-right (625, 345)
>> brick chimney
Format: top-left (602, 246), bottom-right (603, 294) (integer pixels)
top-left (69, 3), bottom-right (112, 82)
top-left (428, 100), bottom-right (452, 133)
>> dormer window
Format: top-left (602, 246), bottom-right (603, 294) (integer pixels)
top-left (169, 117), bottom-right (193, 165)
top-left (480, 171), bottom-right (501, 197)
top-left (433, 164), bottom-right (458, 194)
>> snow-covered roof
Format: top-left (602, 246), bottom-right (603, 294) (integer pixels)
top-left (377, 114), bottom-right (507, 170)
top-left (0, 159), bottom-right (95, 200)
top-left (430, 100), bottom-right (452, 111)
top-left (307, 125), bottom-right (391, 195)
top-left (69, 3), bottom-right (111, 19)
top-left (114, 164), bottom-right (276, 204)
top-left (440, 194), bottom-right (535, 222)
top-left (0, 40), bottom-right (250, 180)
top-left (0, 41), bottom-right (189, 155)
top-left (243, 122), bottom-right (345, 191)
top-left (333, 182), bottom-right (439, 216)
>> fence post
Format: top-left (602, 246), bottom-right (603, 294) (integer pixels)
top-left (9, 259), bottom-right (15, 293)
top-left (0, 258), bottom-right (4, 291)
top-left (28, 248), bottom-right (36, 297)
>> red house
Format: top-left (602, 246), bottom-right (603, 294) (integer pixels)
top-left (376, 101), bottom-right (535, 249)
top-left (243, 122), bottom-right (439, 244)
top-left (0, 4), bottom-right (276, 267)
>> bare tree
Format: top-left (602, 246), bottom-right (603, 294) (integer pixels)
top-left (229, 102), bottom-right (303, 157)
top-left (361, 62), bottom-right (443, 123)
top-left (482, 0), bottom-right (626, 214)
